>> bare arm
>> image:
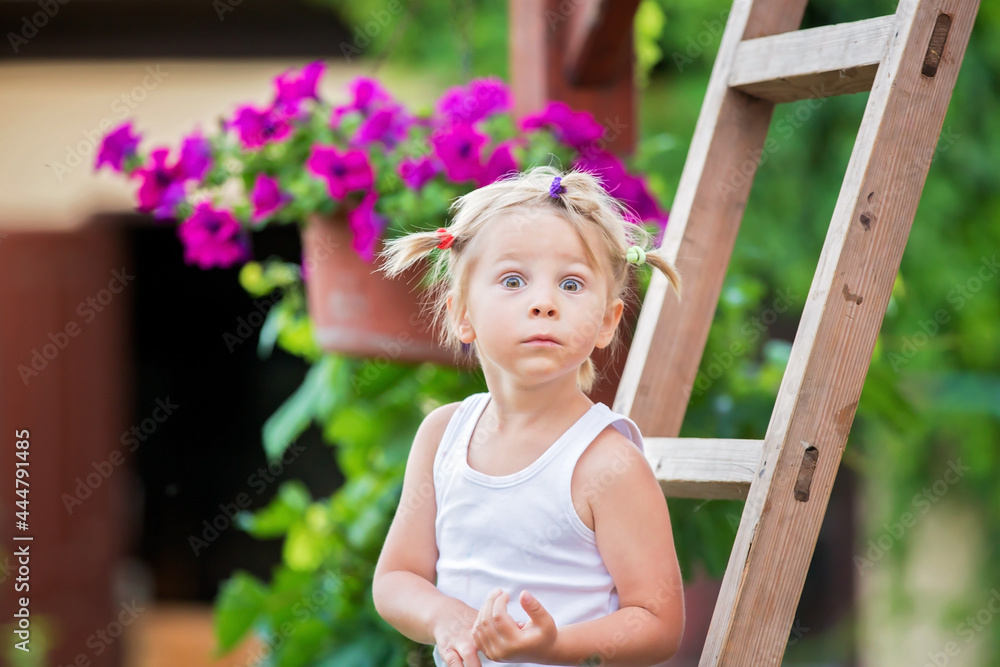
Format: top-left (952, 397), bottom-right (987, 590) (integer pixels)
top-left (371, 402), bottom-right (484, 664)
top-left (548, 430), bottom-right (685, 666)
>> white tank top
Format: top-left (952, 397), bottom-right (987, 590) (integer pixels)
top-left (432, 391), bottom-right (644, 667)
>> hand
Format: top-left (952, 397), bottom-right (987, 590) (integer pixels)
top-left (433, 600), bottom-right (484, 667)
top-left (472, 588), bottom-right (558, 664)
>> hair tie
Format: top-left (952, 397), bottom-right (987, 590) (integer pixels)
top-left (626, 246), bottom-right (647, 266)
top-left (549, 176), bottom-right (566, 198)
top-left (435, 227), bottom-right (455, 250)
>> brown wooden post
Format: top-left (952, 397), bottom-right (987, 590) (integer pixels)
top-left (509, 0), bottom-right (640, 153)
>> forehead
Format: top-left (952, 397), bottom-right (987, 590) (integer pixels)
top-left (476, 210), bottom-right (599, 267)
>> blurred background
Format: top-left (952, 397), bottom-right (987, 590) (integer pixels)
top-left (0, 0), bottom-right (998, 665)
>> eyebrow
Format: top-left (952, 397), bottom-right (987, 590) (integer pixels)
top-left (494, 250), bottom-right (593, 267)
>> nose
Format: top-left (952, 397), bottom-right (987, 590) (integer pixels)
top-left (529, 286), bottom-right (558, 318)
top-left (531, 304), bottom-right (556, 317)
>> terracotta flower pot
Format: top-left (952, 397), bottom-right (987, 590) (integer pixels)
top-left (302, 212), bottom-right (473, 366)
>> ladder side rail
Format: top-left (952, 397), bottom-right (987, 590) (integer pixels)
top-left (614, 0), bottom-right (809, 433)
top-left (702, 1), bottom-right (980, 663)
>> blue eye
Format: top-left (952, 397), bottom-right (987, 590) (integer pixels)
top-left (561, 278), bottom-right (582, 292)
top-left (501, 275), bottom-right (524, 289)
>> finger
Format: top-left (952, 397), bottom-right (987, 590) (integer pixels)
top-left (479, 588), bottom-right (501, 626)
top-left (491, 591), bottom-right (518, 637)
top-left (459, 644), bottom-right (482, 667)
top-left (474, 590), bottom-right (496, 633)
top-left (474, 626), bottom-right (496, 661)
top-left (443, 648), bottom-right (464, 667)
top-left (473, 613), bottom-right (497, 657)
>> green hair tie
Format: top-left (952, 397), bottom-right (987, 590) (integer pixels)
top-left (626, 246), bottom-right (647, 266)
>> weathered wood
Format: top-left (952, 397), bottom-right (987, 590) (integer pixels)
top-left (729, 16), bottom-right (896, 102)
top-left (701, 1), bottom-right (979, 664)
top-left (614, 0), bottom-right (808, 429)
top-left (565, 0), bottom-right (642, 86)
top-left (645, 438), bottom-right (763, 500)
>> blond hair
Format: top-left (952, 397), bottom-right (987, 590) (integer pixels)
top-left (376, 165), bottom-right (681, 393)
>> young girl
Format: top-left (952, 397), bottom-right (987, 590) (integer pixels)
top-left (371, 166), bottom-right (684, 667)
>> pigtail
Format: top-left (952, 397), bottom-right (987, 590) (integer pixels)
top-left (643, 249), bottom-right (683, 298)
top-left (376, 229), bottom-right (443, 280)
top-left (376, 228), bottom-right (467, 362)
top-left (578, 357), bottom-right (598, 394)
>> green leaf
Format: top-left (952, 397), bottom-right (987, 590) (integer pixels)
top-left (262, 355), bottom-right (341, 461)
top-left (284, 519), bottom-right (332, 572)
top-left (213, 571), bottom-right (268, 654)
top-left (239, 481), bottom-right (312, 538)
top-left (277, 313), bottom-right (322, 362)
top-left (257, 300), bottom-right (289, 360)
top-left (270, 616), bottom-right (333, 667)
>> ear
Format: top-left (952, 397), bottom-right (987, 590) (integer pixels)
top-left (446, 294), bottom-right (477, 344)
top-left (594, 297), bottom-right (624, 350)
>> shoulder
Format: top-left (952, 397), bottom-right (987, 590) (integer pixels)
top-left (412, 399), bottom-right (465, 460)
top-left (575, 419), bottom-right (651, 498)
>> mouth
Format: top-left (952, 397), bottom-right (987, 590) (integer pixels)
top-left (523, 335), bottom-right (560, 345)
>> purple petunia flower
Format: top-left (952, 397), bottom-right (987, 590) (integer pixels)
top-left (353, 103), bottom-right (412, 148)
top-left (397, 156), bottom-right (440, 190)
top-left (95, 122), bottom-right (141, 173)
top-left (437, 78), bottom-right (510, 125)
top-left (522, 101), bottom-right (605, 151)
top-left (153, 182), bottom-right (188, 220)
top-left (179, 132), bottom-right (213, 182)
top-left (431, 123), bottom-right (488, 183)
top-left (136, 148), bottom-right (187, 219)
top-left (177, 203), bottom-right (251, 270)
top-left (347, 191), bottom-right (386, 263)
top-left (231, 105), bottom-right (293, 149)
top-left (347, 77), bottom-right (392, 114)
top-left (250, 174), bottom-right (291, 222)
top-left (574, 150), bottom-right (669, 242)
top-left (306, 146), bottom-right (373, 200)
top-left (331, 76), bottom-right (394, 125)
top-left (274, 61), bottom-right (325, 111)
top-left (477, 141), bottom-right (518, 187)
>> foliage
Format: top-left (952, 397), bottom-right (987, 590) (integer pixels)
top-left (215, 349), bottom-right (485, 666)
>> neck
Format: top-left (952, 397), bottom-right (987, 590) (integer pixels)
top-left (479, 365), bottom-right (594, 433)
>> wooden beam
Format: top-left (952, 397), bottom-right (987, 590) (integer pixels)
top-left (729, 16), bottom-right (896, 102)
top-left (613, 0), bottom-right (809, 432)
top-left (702, 0), bottom-right (979, 663)
top-left (646, 438), bottom-right (762, 500)
top-left (565, 0), bottom-right (641, 86)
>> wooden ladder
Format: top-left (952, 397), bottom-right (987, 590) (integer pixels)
top-left (607, 0), bottom-right (979, 663)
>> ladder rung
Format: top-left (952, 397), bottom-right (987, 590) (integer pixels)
top-left (645, 438), bottom-right (763, 500)
top-left (728, 15), bottom-right (895, 103)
